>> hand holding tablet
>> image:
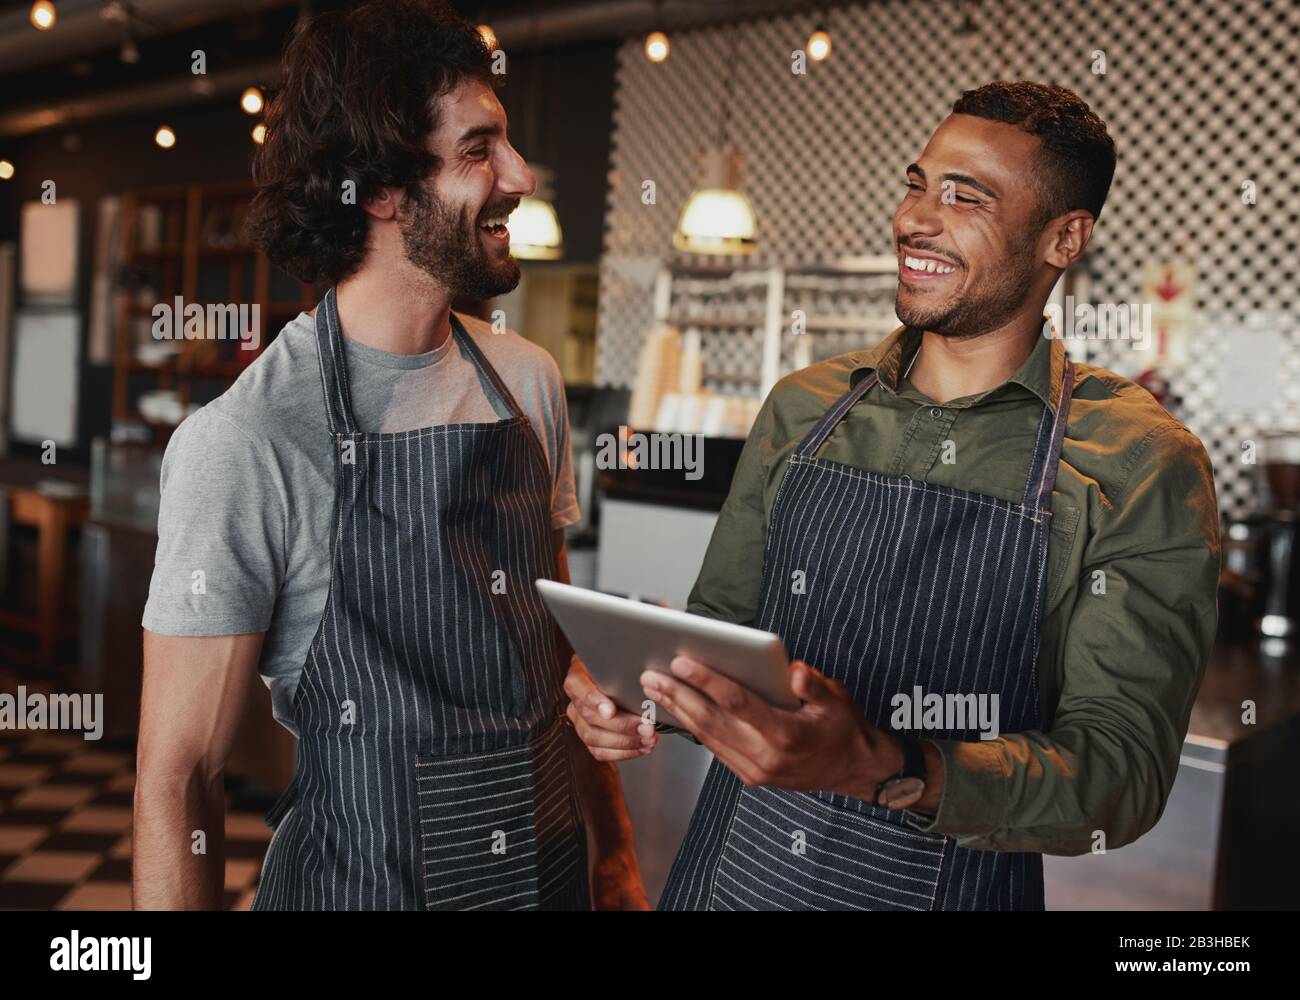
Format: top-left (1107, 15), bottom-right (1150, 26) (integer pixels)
top-left (538, 580), bottom-right (796, 733)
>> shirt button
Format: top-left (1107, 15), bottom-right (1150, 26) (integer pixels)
top-left (930, 407), bottom-right (943, 418)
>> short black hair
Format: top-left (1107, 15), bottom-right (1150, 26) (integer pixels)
top-left (952, 81), bottom-right (1116, 223)
top-left (247, 0), bottom-right (496, 284)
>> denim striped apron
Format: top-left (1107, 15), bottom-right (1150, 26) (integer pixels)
top-left (252, 288), bottom-right (589, 910)
top-left (660, 357), bottom-right (1074, 911)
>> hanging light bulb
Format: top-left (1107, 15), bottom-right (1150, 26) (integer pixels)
top-left (477, 24), bottom-right (497, 50)
top-left (807, 27), bottom-right (831, 61)
top-left (0, 160), bottom-right (15, 181)
top-left (240, 87), bottom-right (264, 115)
top-left (30, 1), bottom-right (56, 30)
top-left (154, 126), bottom-right (176, 149)
top-left (509, 164), bottom-right (564, 260)
top-left (674, 148), bottom-right (757, 255)
top-left (644, 30), bottom-right (669, 63)
top-left (251, 123), bottom-right (267, 145)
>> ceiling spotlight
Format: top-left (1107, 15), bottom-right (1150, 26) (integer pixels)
top-left (154, 126), bottom-right (176, 149)
top-left (644, 30), bottom-right (669, 63)
top-left (0, 160), bottom-right (15, 181)
top-left (477, 24), bottom-right (497, 50)
top-left (251, 123), bottom-right (266, 145)
top-left (808, 28), bottom-right (831, 61)
top-left (99, 0), bottom-right (128, 23)
top-left (241, 87), bottom-right (264, 115)
top-left (30, 1), bottom-right (56, 30)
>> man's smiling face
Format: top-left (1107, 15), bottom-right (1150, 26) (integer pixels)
top-left (892, 113), bottom-right (1051, 338)
top-left (398, 77), bottom-right (535, 299)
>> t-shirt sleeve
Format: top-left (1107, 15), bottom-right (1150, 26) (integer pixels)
top-left (142, 406), bottom-right (287, 636)
top-left (544, 357), bottom-right (581, 530)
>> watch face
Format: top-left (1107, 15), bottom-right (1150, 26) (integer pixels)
top-left (877, 776), bottom-right (925, 810)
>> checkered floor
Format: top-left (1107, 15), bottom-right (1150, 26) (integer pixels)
top-left (0, 678), bottom-right (272, 910)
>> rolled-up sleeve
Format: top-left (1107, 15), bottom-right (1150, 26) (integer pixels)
top-left (907, 423), bottom-right (1222, 855)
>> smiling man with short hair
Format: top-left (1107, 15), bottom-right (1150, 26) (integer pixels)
top-left (567, 81), bottom-right (1221, 911)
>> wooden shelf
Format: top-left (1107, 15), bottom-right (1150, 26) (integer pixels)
top-left (194, 243), bottom-right (259, 257)
top-left (129, 245), bottom-right (187, 261)
top-left (664, 315), bottom-right (764, 329)
top-left (112, 180), bottom-right (317, 434)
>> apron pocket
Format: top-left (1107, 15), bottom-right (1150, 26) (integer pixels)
top-left (415, 740), bottom-right (541, 911)
top-left (712, 786), bottom-right (945, 910)
top-left (414, 722), bottom-right (583, 911)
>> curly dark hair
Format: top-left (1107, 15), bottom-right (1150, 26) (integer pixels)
top-left (246, 0), bottom-right (497, 284)
top-left (952, 81), bottom-right (1116, 223)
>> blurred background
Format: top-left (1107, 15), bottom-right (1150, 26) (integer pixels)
top-left (0, 0), bottom-right (1296, 910)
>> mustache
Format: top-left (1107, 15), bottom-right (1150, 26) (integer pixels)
top-left (897, 237), bottom-right (965, 269)
top-left (477, 199), bottom-right (520, 222)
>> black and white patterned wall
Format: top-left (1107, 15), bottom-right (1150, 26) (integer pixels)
top-left (595, 0), bottom-right (1300, 518)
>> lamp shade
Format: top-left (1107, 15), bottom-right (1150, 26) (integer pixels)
top-left (509, 196), bottom-right (564, 260)
top-left (674, 147), bottom-right (757, 255)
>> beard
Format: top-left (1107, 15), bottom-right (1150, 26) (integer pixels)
top-left (895, 232), bottom-right (1038, 339)
top-left (397, 186), bottom-right (520, 300)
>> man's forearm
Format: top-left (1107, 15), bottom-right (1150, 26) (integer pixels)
top-left (570, 734), bottom-right (639, 855)
top-left (132, 765), bottom-right (227, 910)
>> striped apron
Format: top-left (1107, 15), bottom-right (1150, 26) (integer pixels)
top-left (252, 288), bottom-right (589, 911)
top-left (660, 357), bottom-right (1074, 911)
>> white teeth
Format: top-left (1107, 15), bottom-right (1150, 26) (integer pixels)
top-left (480, 216), bottom-right (508, 229)
top-left (904, 254), bottom-right (956, 274)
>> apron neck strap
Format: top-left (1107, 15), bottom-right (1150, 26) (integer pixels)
top-left (793, 356), bottom-right (1076, 512)
top-left (795, 369), bottom-right (878, 460)
top-left (313, 288), bottom-right (529, 435)
top-left (448, 313), bottom-right (531, 421)
top-left (1020, 357), bottom-right (1074, 510)
top-left (314, 286), bottom-right (355, 435)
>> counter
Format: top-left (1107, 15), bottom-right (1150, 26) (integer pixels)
top-left (1043, 638), bottom-right (1300, 909)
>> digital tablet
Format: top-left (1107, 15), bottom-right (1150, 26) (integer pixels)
top-left (536, 579), bottom-right (797, 729)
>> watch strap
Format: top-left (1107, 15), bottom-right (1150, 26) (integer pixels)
top-left (875, 733), bottom-right (926, 806)
top-left (896, 733), bottom-right (926, 780)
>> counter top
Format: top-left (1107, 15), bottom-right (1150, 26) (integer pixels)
top-left (1187, 638), bottom-right (1300, 753)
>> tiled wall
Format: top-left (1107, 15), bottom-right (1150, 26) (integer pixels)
top-left (596, 0), bottom-right (1300, 517)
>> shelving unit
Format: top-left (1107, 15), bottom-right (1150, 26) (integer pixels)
top-left (111, 180), bottom-right (318, 438)
top-left (652, 255), bottom-right (899, 400)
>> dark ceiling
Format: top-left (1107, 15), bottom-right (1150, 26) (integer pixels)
top-left (0, 0), bottom-right (859, 139)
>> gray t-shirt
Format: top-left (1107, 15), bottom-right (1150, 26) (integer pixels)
top-left (142, 310), bottom-right (580, 735)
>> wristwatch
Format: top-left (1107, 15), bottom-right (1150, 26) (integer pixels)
top-left (875, 733), bottom-right (927, 810)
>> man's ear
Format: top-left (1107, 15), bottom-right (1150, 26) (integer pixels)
top-left (1042, 210), bottom-right (1094, 270)
top-left (363, 186), bottom-right (401, 222)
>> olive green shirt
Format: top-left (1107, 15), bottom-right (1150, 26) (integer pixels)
top-left (686, 325), bottom-right (1221, 856)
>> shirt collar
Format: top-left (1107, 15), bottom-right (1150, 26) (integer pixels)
top-left (849, 318), bottom-right (1067, 413)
